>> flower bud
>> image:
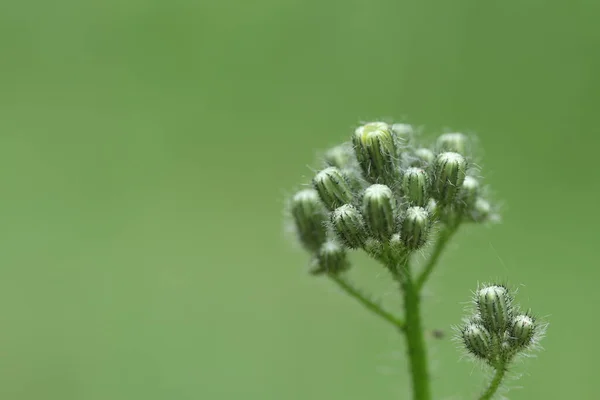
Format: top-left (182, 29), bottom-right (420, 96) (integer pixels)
top-left (509, 314), bottom-right (536, 349)
top-left (391, 123), bottom-right (414, 141)
top-left (425, 198), bottom-right (438, 216)
top-left (290, 189), bottom-right (328, 252)
top-left (432, 152), bottom-right (467, 205)
top-left (313, 167), bottom-right (354, 211)
top-left (402, 167), bottom-right (430, 207)
top-left (317, 240), bottom-right (349, 274)
top-left (412, 148), bottom-right (435, 166)
top-left (462, 322), bottom-right (492, 359)
top-left (460, 176), bottom-right (480, 208)
top-left (324, 144), bottom-right (355, 169)
top-left (352, 122), bottom-right (398, 184)
top-left (362, 184), bottom-right (397, 240)
top-left (470, 197), bottom-right (492, 222)
top-left (400, 206), bottom-right (431, 250)
top-left (331, 204), bottom-right (367, 249)
top-left (476, 285), bottom-right (512, 333)
top-left (437, 132), bottom-right (468, 154)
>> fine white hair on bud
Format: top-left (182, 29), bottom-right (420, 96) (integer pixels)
top-left (437, 132), bottom-right (468, 154)
top-left (460, 176), bottom-right (480, 208)
top-left (352, 122), bottom-right (399, 185)
top-left (391, 123), bottom-right (414, 141)
top-left (462, 322), bottom-right (492, 359)
top-left (476, 285), bottom-right (512, 333)
top-left (432, 152), bottom-right (467, 205)
top-left (331, 204), bottom-right (367, 249)
top-left (470, 197), bottom-right (492, 222)
top-left (316, 240), bottom-right (349, 274)
top-left (324, 143), bottom-right (355, 169)
top-left (509, 314), bottom-right (536, 349)
top-left (362, 184), bottom-right (397, 240)
top-left (400, 206), bottom-right (431, 250)
top-left (290, 189), bottom-right (328, 253)
top-left (402, 167), bottom-right (430, 207)
top-left (313, 167), bottom-right (354, 211)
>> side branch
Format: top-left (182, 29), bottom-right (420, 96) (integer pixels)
top-left (416, 224), bottom-right (459, 290)
top-left (328, 273), bottom-right (405, 330)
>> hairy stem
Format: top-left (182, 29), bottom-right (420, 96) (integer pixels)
top-left (398, 260), bottom-right (431, 400)
top-left (328, 274), bottom-right (405, 330)
top-left (479, 364), bottom-right (506, 400)
top-left (416, 224), bottom-right (459, 290)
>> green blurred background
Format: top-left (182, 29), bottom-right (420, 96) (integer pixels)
top-left (1, 0), bottom-right (598, 399)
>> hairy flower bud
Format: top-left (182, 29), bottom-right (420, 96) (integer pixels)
top-left (477, 285), bottom-right (512, 333)
top-left (400, 206), bottom-right (431, 250)
top-left (509, 314), bottom-right (536, 349)
top-left (402, 167), bottom-right (430, 207)
top-left (470, 197), bottom-right (492, 222)
top-left (290, 189), bottom-right (328, 252)
top-left (331, 204), bottom-right (367, 249)
top-left (412, 148), bottom-right (435, 166)
top-left (352, 122), bottom-right (398, 184)
top-left (324, 144), bottom-right (355, 169)
top-left (313, 167), bottom-right (354, 211)
top-left (316, 240), bottom-right (349, 274)
top-left (462, 322), bottom-right (492, 359)
top-left (460, 176), bottom-right (480, 208)
top-left (391, 123), bottom-right (413, 141)
top-left (425, 198), bottom-right (438, 216)
top-left (362, 184), bottom-right (396, 240)
top-left (437, 132), bottom-right (468, 154)
top-left (433, 152), bottom-right (467, 205)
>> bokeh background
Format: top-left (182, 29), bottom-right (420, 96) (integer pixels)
top-left (1, 0), bottom-right (599, 399)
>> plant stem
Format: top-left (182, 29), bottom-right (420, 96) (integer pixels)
top-left (398, 261), bottom-right (431, 400)
top-left (328, 274), bottom-right (405, 330)
top-left (416, 224), bottom-right (459, 290)
top-left (478, 365), bottom-right (506, 400)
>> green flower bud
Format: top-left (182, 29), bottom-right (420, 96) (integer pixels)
top-left (412, 148), bottom-right (435, 166)
top-left (316, 240), bottom-right (349, 274)
top-left (433, 152), bottom-right (467, 205)
top-left (352, 122), bottom-right (398, 184)
top-left (437, 132), bottom-right (468, 154)
top-left (470, 197), bottom-right (492, 222)
top-left (324, 144), bottom-right (355, 169)
top-left (362, 184), bottom-right (397, 240)
top-left (391, 123), bottom-right (414, 141)
top-left (462, 322), bottom-right (492, 359)
top-left (509, 314), bottom-right (536, 349)
top-left (290, 189), bottom-right (328, 252)
top-left (331, 204), bottom-right (367, 249)
top-left (402, 167), bottom-right (430, 207)
top-left (400, 206), bottom-right (431, 250)
top-left (460, 176), bottom-right (480, 208)
top-left (313, 167), bottom-right (354, 211)
top-left (476, 285), bottom-right (512, 333)
top-left (425, 198), bottom-right (438, 216)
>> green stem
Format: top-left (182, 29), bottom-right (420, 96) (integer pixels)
top-left (415, 224), bottom-right (459, 291)
top-left (398, 261), bottom-right (431, 400)
top-left (328, 274), bottom-right (405, 330)
top-left (478, 365), bottom-right (506, 400)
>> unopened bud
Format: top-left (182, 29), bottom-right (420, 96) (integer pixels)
top-left (437, 132), bottom-right (468, 154)
top-left (402, 167), bottom-right (430, 207)
top-left (331, 204), bottom-right (367, 249)
top-left (509, 314), bottom-right (536, 349)
top-left (462, 322), bottom-right (492, 359)
top-left (290, 189), bottom-right (328, 252)
top-left (391, 123), bottom-right (414, 141)
top-left (470, 197), bottom-right (492, 222)
top-left (324, 144), bottom-right (355, 169)
top-left (400, 206), bottom-right (431, 250)
top-left (317, 240), bottom-right (349, 274)
top-left (433, 152), bottom-right (467, 205)
top-left (352, 122), bottom-right (398, 184)
top-left (362, 184), bottom-right (397, 240)
top-left (313, 167), bottom-right (354, 211)
top-left (460, 176), bottom-right (480, 208)
top-left (412, 148), bottom-right (435, 166)
top-left (425, 198), bottom-right (438, 216)
top-left (477, 285), bottom-right (512, 333)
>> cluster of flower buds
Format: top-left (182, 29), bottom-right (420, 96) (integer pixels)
top-left (460, 285), bottom-right (540, 366)
top-left (288, 121), bottom-right (497, 274)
